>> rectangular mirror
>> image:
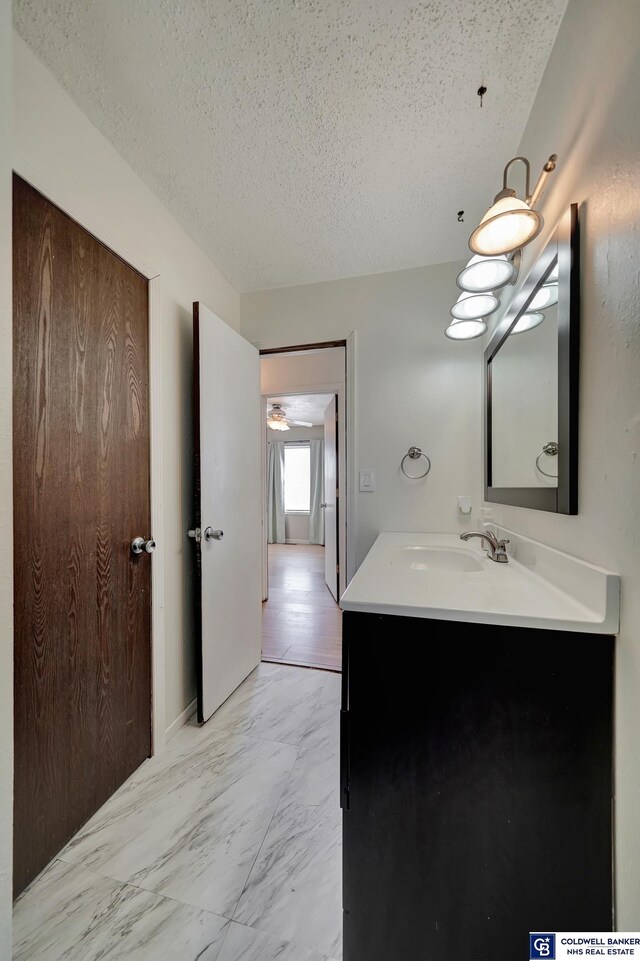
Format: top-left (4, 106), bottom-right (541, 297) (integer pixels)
top-left (485, 204), bottom-right (579, 513)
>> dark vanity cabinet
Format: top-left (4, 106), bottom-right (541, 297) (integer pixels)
top-left (341, 611), bottom-right (614, 961)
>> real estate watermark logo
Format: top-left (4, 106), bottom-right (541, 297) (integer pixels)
top-left (530, 934), bottom-right (556, 959)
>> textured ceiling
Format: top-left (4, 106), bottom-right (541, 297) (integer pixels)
top-left (268, 394), bottom-right (333, 426)
top-left (14, 0), bottom-right (568, 290)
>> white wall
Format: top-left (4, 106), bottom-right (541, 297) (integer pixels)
top-left (245, 265), bottom-right (483, 569)
top-left (285, 514), bottom-right (309, 543)
top-left (12, 34), bottom-right (241, 736)
top-left (261, 349), bottom-right (346, 394)
top-left (0, 0), bottom-right (13, 949)
top-left (484, 0), bottom-right (640, 925)
top-left (267, 425), bottom-right (325, 445)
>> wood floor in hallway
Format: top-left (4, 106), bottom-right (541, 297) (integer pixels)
top-left (262, 544), bottom-right (342, 672)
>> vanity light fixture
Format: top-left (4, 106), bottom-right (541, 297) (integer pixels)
top-left (511, 310), bottom-right (545, 335)
top-left (456, 253), bottom-right (518, 293)
top-left (469, 154), bottom-right (557, 257)
top-left (529, 282), bottom-right (559, 310)
top-left (450, 291), bottom-right (500, 321)
top-left (444, 318), bottom-right (488, 340)
top-left (266, 404), bottom-right (290, 431)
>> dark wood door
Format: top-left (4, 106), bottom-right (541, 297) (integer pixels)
top-left (13, 175), bottom-right (152, 896)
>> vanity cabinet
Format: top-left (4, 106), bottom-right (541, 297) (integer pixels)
top-left (341, 611), bottom-right (614, 961)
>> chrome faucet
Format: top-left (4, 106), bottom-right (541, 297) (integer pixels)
top-left (460, 530), bottom-right (510, 564)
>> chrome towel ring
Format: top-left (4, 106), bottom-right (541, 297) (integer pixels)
top-left (536, 441), bottom-right (558, 478)
top-left (401, 446), bottom-right (432, 479)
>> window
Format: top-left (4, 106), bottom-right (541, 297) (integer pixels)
top-left (284, 444), bottom-right (311, 512)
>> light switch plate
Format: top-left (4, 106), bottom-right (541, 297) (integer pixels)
top-left (359, 470), bottom-right (375, 492)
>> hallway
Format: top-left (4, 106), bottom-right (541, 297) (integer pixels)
top-left (262, 545), bottom-right (342, 672)
top-left (13, 664), bottom-right (342, 961)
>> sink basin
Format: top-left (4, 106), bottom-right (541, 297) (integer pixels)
top-left (340, 531), bottom-right (620, 634)
top-left (389, 545), bottom-right (484, 573)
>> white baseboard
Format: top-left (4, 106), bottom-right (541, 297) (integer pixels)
top-left (165, 698), bottom-right (197, 744)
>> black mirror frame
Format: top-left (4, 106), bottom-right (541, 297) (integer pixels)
top-left (484, 203), bottom-right (580, 514)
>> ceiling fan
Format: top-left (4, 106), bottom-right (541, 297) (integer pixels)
top-left (266, 403), bottom-right (313, 431)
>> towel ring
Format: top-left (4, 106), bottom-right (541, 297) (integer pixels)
top-left (535, 441), bottom-right (558, 478)
top-left (401, 446), bottom-right (432, 479)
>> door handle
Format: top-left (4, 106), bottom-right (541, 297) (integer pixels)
top-left (204, 527), bottom-right (224, 541)
top-left (320, 503), bottom-right (327, 509)
top-left (131, 537), bottom-right (156, 555)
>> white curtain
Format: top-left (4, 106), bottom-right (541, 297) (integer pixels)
top-left (267, 441), bottom-right (286, 544)
top-left (309, 439), bottom-right (325, 546)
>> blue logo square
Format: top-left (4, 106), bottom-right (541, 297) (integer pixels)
top-left (530, 934), bottom-right (556, 959)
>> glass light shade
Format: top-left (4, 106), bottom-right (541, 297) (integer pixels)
top-left (512, 311), bottom-right (545, 335)
top-left (529, 282), bottom-right (558, 310)
top-left (456, 254), bottom-right (517, 293)
top-left (445, 319), bottom-right (487, 340)
top-left (469, 196), bottom-right (543, 256)
top-left (450, 291), bottom-right (499, 321)
top-left (267, 414), bottom-right (290, 431)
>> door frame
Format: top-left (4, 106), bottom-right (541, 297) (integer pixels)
top-left (13, 155), bottom-right (167, 755)
top-left (259, 335), bottom-right (356, 601)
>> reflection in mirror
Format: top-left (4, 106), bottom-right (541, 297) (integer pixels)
top-left (484, 204), bottom-right (579, 514)
top-left (491, 246), bottom-right (558, 489)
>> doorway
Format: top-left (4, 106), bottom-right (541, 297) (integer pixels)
top-left (260, 345), bottom-right (348, 673)
top-left (12, 175), bottom-right (153, 895)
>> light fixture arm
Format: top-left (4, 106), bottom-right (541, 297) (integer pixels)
top-left (497, 156), bottom-right (532, 203)
top-left (528, 153), bottom-right (558, 208)
top-left (508, 247), bottom-right (522, 279)
top-left (493, 154), bottom-right (558, 207)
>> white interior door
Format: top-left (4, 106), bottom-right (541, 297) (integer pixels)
top-left (192, 303), bottom-right (262, 723)
top-left (323, 395), bottom-right (339, 600)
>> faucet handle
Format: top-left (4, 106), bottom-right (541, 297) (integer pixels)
top-left (495, 538), bottom-right (510, 562)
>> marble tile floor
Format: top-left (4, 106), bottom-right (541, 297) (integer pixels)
top-left (13, 663), bottom-right (343, 961)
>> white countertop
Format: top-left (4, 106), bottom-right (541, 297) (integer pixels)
top-left (340, 530), bottom-right (620, 634)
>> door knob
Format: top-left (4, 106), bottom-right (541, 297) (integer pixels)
top-left (204, 527), bottom-right (223, 541)
top-left (131, 537), bottom-right (156, 555)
